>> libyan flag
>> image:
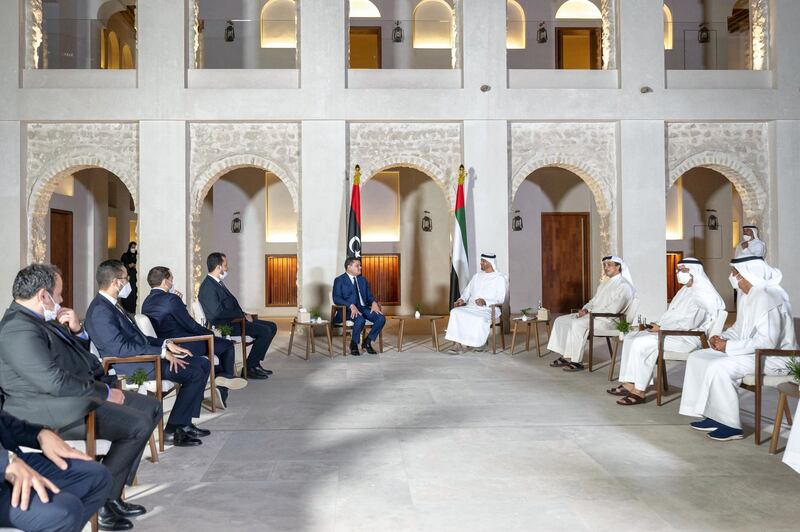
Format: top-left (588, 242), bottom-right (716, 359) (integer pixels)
top-left (449, 165), bottom-right (469, 307)
top-left (347, 165), bottom-right (362, 258)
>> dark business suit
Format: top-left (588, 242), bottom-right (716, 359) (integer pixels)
top-left (198, 275), bottom-right (276, 371)
top-left (332, 273), bottom-right (385, 344)
top-left (143, 288), bottom-right (237, 399)
top-left (0, 411), bottom-right (112, 532)
top-left (0, 301), bottom-right (161, 500)
top-left (85, 293), bottom-right (210, 429)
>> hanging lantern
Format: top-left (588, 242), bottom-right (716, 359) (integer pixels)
top-left (512, 210), bottom-right (523, 231)
top-left (421, 210), bottom-right (433, 232)
top-left (225, 20), bottom-right (236, 42)
top-left (536, 22), bottom-right (548, 44)
top-left (706, 209), bottom-right (719, 231)
top-left (698, 23), bottom-right (710, 44)
top-left (392, 21), bottom-right (404, 43)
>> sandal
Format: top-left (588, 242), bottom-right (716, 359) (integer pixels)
top-left (606, 385), bottom-right (629, 397)
top-left (562, 362), bottom-right (585, 372)
top-left (549, 357), bottom-right (570, 368)
top-left (616, 394), bottom-right (646, 406)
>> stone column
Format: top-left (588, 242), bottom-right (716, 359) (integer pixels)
top-left (601, 0), bottom-right (617, 70)
top-left (461, 0), bottom-right (505, 91)
top-left (138, 0), bottom-right (185, 91)
top-left (300, 121), bottom-right (347, 314)
top-left (0, 122), bottom-right (24, 298)
top-left (619, 120), bottom-right (667, 319)
top-left (750, 0), bottom-right (770, 71)
top-left (618, 0), bottom-right (664, 91)
top-left (772, 121), bottom-right (800, 317)
top-left (24, 0), bottom-right (44, 70)
top-left (300, 0), bottom-right (345, 91)
top-left (463, 120), bottom-right (510, 292)
top-left (138, 121), bottom-right (188, 301)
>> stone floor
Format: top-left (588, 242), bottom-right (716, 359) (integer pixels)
top-left (127, 324), bottom-right (800, 531)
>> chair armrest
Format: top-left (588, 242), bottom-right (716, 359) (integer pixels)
top-left (170, 335), bottom-right (214, 344)
top-left (658, 329), bottom-right (709, 353)
top-left (101, 354), bottom-right (161, 374)
top-left (755, 349), bottom-right (800, 387)
top-left (330, 304), bottom-right (347, 325)
top-left (588, 312), bottom-right (624, 335)
top-left (85, 410), bottom-right (97, 459)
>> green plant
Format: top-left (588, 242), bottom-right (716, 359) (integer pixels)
top-left (415, 303), bottom-right (422, 313)
top-left (787, 357), bottom-right (800, 383)
top-left (218, 324), bottom-right (233, 337)
top-left (310, 310), bottom-right (321, 320)
top-left (615, 319), bottom-right (631, 334)
top-left (520, 307), bottom-right (533, 317)
top-left (127, 369), bottom-right (148, 387)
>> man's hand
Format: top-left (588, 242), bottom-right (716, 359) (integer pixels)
top-left (56, 308), bottom-right (81, 333)
top-left (649, 324), bottom-right (661, 332)
top-left (5, 456), bottom-right (60, 511)
top-left (166, 353), bottom-right (189, 372)
top-left (245, 314), bottom-right (253, 322)
top-left (741, 241), bottom-right (749, 249)
top-left (167, 342), bottom-right (192, 357)
top-left (475, 298), bottom-right (486, 307)
top-left (577, 309), bottom-right (588, 318)
top-left (349, 304), bottom-right (362, 317)
top-left (711, 337), bottom-right (727, 352)
top-left (371, 301), bottom-right (383, 315)
top-left (108, 388), bottom-right (125, 405)
top-left (37, 429), bottom-right (92, 471)
top-left (454, 299), bottom-right (465, 308)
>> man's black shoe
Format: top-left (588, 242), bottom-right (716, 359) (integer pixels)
top-left (107, 499), bottom-right (147, 517)
top-left (99, 505), bottom-right (134, 530)
top-left (163, 427), bottom-right (202, 447)
top-left (349, 341), bottom-right (361, 356)
top-left (246, 367), bottom-right (269, 379)
top-left (185, 423), bottom-right (211, 438)
top-left (362, 342), bottom-right (377, 355)
top-left (257, 367), bottom-right (274, 375)
top-left (252, 367), bottom-right (271, 378)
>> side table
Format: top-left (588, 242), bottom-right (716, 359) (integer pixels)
top-left (770, 381), bottom-right (799, 454)
top-left (509, 316), bottom-right (551, 357)
top-left (389, 315), bottom-right (447, 352)
top-left (287, 318), bottom-right (334, 360)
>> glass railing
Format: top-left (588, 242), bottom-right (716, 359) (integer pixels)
top-left (33, 18), bottom-right (137, 69)
top-left (198, 19), bottom-right (298, 69)
top-left (666, 20), bottom-right (752, 70)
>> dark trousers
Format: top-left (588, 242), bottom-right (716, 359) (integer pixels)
top-left (230, 319), bottom-right (277, 369)
top-left (161, 354), bottom-right (210, 428)
top-left (0, 454), bottom-right (111, 532)
top-left (61, 391), bottom-right (161, 500)
top-left (183, 337), bottom-right (236, 378)
top-left (351, 307), bottom-right (386, 345)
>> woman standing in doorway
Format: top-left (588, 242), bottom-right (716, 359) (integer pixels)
top-left (120, 241), bottom-right (138, 312)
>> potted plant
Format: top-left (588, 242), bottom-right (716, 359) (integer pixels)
top-left (615, 318), bottom-right (632, 340)
top-left (414, 303), bottom-right (422, 319)
top-left (786, 357), bottom-right (800, 385)
top-left (520, 308), bottom-right (533, 321)
top-left (126, 369), bottom-right (149, 393)
top-left (218, 324), bottom-right (233, 339)
top-left (310, 310), bottom-right (321, 323)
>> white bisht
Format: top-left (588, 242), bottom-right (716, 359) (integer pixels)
top-left (679, 256), bottom-right (797, 430)
top-left (618, 258), bottom-right (725, 391)
top-left (734, 225), bottom-right (766, 258)
top-left (445, 254), bottom-right (507, 348)
top-left (546, 255), bottom-right (635, 363)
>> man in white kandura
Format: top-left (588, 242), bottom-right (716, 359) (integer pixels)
top-left (547, 256), bottom-right (635, 372)
top-left (609, 258), bottom-right (725, 406)
top-left (445, 253), bottom-right (507, 354)
top-left (734, 225), bottom-right (766, 258)
top-left (679, 256), bottom-right (796, 441)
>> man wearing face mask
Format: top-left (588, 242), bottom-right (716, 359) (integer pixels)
top-left (198, 252), bottom-right (277, 379)
top-left (86, 260), bottom-right (211, 448)
top-left (679, 257), bottom-right (797, 441)
top-left (609, 258), bottom-right (725, 405)
top-left (0, 263), bottom-right (162, 530)
top-left (734, 225), bottom-right (766, 259)
top-left (142, 266), bottom-right (247, 409)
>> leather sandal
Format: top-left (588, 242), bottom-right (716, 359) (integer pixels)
top-left (616, 394), bottom-right (646, 406)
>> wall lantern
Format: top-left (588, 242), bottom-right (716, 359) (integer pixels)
top-left (698, 23), bottom-right (710, 44)
top-left (537, 22), bottom-right (548, 44)
top-left (706, 209), bottom-right (719, 231)
top-left (231, 211), bottom-right (242, 233)
top-left (421, 211), bottom-right (433, 232)
top-left (512, 210), bottom-right (523, 231)
top-left (225, 20), bottom-right (235, 42)
top-left (392, 21), bottom-right (404, 43)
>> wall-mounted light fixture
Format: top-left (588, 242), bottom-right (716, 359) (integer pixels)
top-left (512, 210), bottom-right (523, 231)
top-left (392, 21), bottom-right (404, 43)
top-left (225, 20), bottom-right (235, 42)
top-left (698, 23), bottom-right (710, 44)
top-left (421, 210), bottom-right (433, 232)
top-left (706, 209), bottom-right (719, 230)
top-left (537, 22), bottom-right (548, 44)
top-left (231, 211), bottom-right (242, 233)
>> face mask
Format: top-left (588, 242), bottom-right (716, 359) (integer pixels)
top-left (42, 292), bottom-right (60, 322)
top-left (676, 271), bottom-right (692, 285)
top-left (728, 275), bottom-right (740, 290)
top-left (742, 235), bottom-right (752, 242)
top-left (219, 271), bottom-right (228, 280)
top-left (168, 282), bottom-right (178, 294)
top-left (118, 281), bottom-right (132, 299)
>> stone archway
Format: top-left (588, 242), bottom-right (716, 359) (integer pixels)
top-left (358, 159), bottom-right (454, 207)
top-left (25, 123), bottom-right (139, 263)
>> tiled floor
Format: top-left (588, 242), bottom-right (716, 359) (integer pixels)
top-left (127, 326), bottom-right (800, 531)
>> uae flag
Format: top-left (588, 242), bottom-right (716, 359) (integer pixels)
top-left (347, 165), bottom-right (362, 258)
top-left (449, 165), bottom-right (469, 307)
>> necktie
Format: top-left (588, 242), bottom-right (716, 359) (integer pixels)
top-left (353, 277), bottom-right (363, 306)
top-left (115, 302), bottom-right (139, 329)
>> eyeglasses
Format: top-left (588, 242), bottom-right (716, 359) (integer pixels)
top-left (117, 276), bottom-right (130, 281)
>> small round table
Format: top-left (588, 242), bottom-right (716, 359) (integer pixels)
top-left (770, 381), bottom-right (798, 454)
top-left (509, 316), bottom-right (551, 357)
top-left (287, 318), bottom-right (334, 360)
top-left (388, 315), bottom-right (447, 352)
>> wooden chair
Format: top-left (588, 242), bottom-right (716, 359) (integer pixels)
top-left (654, 309), bottom-right (728, 405)
top-left (742, 349), bottom-right (799, 446)
top-left (330, 304), bottom-right (384, 356)
top-left (489, 303), bottom-right (506, 354)
top-left (588, 298), bottom-right (639, 373)
top-left (192, 301), bottom-right (253, 378)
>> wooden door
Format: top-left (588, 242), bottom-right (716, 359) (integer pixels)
top-left (349, 27), bottom-right (382, 69)
top-left (50, 209), bottom-right (73, 308)
top-left (666, 251), bottom-right (684, 302)
top-left (541, 213), bottom-right (590, 313)
top-left (557, 28), bottom-right (601, 69)
top-left (265, 255), bottom-right (298, 307)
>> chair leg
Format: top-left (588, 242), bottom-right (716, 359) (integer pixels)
top-left (607, 339), bottom-right (620, 381)
top-left (770, 392), bottom-right (788, 454)
top-left (500, 324), bottom-right (506, 350)
top-left (148, 433), bottom-right (158, 463)
top-left (158, 417), bottom-right (165, 452)
top-left (588, 335), bottom-right (594, 372)
top-left (786, 400), bottom-right (794, 426)
top-left (491, 324), bottom-right (497, 354)
top-left (91, 513), bottom-right (98, 532)
top-left (379, 330), bottom-right (384, 353)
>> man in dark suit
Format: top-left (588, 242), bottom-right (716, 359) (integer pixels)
top-left (142, 266), bottom-right (247, 408)
top-left (332, 257), bottom-right (385, 356)
top-left (0, 263), bottom-right (161, 530)
top-left (197, 252), bottom-right (276, 379)
top-left (0, 409), bottom-right (111, 532)
top-left (85, 260), bottom-right (210, 448)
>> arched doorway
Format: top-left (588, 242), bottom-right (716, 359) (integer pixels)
top-left (666, 166), bottom-right (746, 310)
top-left (510, 166), bottom-right (602, 314)
top-left (360, 165), bottom-right (451, 315)
top-left (194, 166), bottom-right (299, 318)
top-left (36, 167), bottom-right (137, 314)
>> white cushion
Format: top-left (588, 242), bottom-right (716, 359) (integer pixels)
top-left (134, 314), bottom-right (157, 337)
top-left (592, 329), bottom-right (620, 337)
top-left (741, 374), bottom-right (794, 387)
top-left (664, 350), bottom-right (691, 361)
top-left (230, 335), bottom-right (255, 344)
top-left (140, 379), bottom-right (177, 394)
top-left (66, 439), bottom-right (112, 456)
top-left (192, 301), bottom-right (207, 324)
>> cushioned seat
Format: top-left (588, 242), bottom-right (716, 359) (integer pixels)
top-left (742, 373), bottom-right (794, 387)
top-left (664, 350), bottom-right (692, 362)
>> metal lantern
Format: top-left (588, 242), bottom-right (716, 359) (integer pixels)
top-left (392, 21), bottom-right (404, 43)
top-left (231, 211), bottom-right (242, 233)
top-left (698, 23), bottom-right (710, 44)
top-left (421, 211), bottom-right (433, 232)
top-left (512, 210), bottom-right (523, 231)
top-left (536, 22), bottom-right (548, 44)
top-left (225, 20), bottom-right (235, 42)
top-left (706, 209), bottom-right (719, 231)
